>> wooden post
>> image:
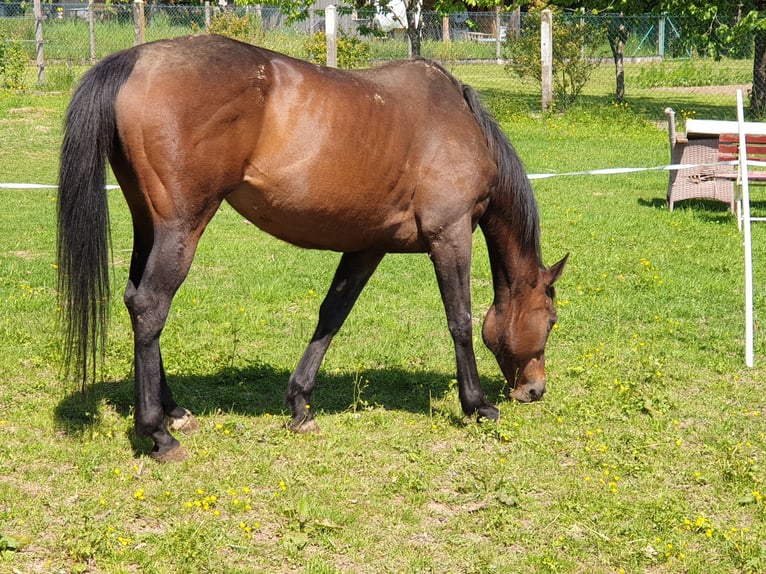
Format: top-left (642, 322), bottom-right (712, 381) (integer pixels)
top-left (325, 4), bottom-right (337, 68)
top-left (442, 16), bottom-right (450, 44)
top-left (205, 1), bottom-right (211, 32)
top-left (494, 5), bottom-right (501, 63)
top-left (540, 9), bottom-right (552, 112)
top-left (88, 0), bottom-right (96, 63)
top-left (133, 0), bottom-right (145, 45)
top-left (509, 6), bottom-right (520, 39)
top-left (33, 0), bottom-right (44, 85)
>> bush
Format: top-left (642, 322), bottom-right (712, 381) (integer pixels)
top-left (504, 6), bottom-right (600, 110)
top-left (0, 37), bottom-right (27, 90)
top-left (303, 31), bottom-right (371, 69)
top-left (207, 11), bottom-right (260, 44)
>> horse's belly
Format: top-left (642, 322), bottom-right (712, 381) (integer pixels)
top-left (224, 184), bottom-right (424, 252)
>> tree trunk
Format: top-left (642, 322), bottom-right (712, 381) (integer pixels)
top-left (609, 13), bottom-right (626, 103)
top-left (405, 0), bottom-right (422, 57)
top-left (752, 29), bottom-right (766, 119)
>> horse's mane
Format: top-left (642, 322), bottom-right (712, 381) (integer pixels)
top-left (460, 82), bottom-right (542, 261)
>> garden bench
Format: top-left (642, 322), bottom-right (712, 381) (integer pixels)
top-left (464, 26), bottom-right (506, 43)
top-left (665, 108), bottom-right (766, 213)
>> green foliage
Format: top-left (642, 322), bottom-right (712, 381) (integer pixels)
top-left (0, 37), bottom-right (27, 91)
top-left (207, 11), bottom-right (261, 44)
top-left (633, 58), bottom-right (752, 89)
top-left (661, 0), bottom-right (757, 59)
top-left (303, 31), bottom-right (371, 69)
top-left (504, 7), bottom-right (600, 109)
top-left (44, 64), bottom-right (78, 92)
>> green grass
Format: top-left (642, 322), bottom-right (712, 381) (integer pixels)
top-left (1, 61), bottom-right (765, 573)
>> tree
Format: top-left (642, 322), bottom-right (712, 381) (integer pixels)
top-left (558, 1), bottom-right (766, 117)
top-left (550, 1), bottom-right (658, 102)
top-left (504, 4), bottom-right (600, 109)
top-left (660, 0), bottom-right (766, 118)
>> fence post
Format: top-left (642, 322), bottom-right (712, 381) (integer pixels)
top-left (494, 5), bottom-right (501, 63)
top-left (205, 1), bottom-right (211, 32)
top-left (509, 6), bottom-right (520, 39)
top-left (442, 16), bottom-right (450, 44)
top-left (33, 0), bottom-right (44, 85)
top-left (133, 0), bottom-right (146, 45)
top-left (658, 13), bottom-right (665, 59)
top-left (88, 0), bottom-right (96, 63)
top-left (540, 9), bottom-right (552, 112)
top-left (325, 4), bottom-right (337, 68)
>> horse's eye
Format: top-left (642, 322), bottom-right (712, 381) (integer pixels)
top-left (547, 285), bottom-right (556, 300)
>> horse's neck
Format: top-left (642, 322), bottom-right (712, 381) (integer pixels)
top-left (480, 213), bottom-right (540, 304)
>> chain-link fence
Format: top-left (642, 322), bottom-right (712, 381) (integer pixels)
top-left (0, 3), bottom-right (762, 116)
top-left (0, 4), bottom-right (718, 65)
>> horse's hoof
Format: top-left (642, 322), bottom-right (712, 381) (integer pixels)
top-left (290, 418), bottom-right (320, 434)
top-left (167, 410), bottom-right (200, 435)
top-left (150, 444), bottom-right (189, 463)
top-left (477, 404), bottom-right (500, 422)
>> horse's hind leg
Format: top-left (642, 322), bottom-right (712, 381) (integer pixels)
top-left (124, 214), bottom-right (211, 461)
top-left (286, 250), bottom-right (384, 432)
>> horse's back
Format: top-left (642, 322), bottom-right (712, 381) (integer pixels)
top-left (111, 35), bottom-right (497, 252)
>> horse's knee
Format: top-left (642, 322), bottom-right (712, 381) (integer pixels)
top-left (447, 315), bottom-right (473, 345)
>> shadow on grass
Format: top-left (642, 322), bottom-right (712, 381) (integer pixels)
top-left (636, 196), bottom-right (766, 225)
top-left (54, 362), bottom-right (506, 453)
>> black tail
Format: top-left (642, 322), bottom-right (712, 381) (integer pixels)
top-left (57, 48), bottom-right (139, 388)
top-left (461, 84), bottom-right (542, 260)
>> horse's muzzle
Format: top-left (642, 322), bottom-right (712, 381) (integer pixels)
top-left (509, 380), bottom-right (546, 403)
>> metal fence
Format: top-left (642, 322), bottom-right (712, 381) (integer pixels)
top-left (0, 3), bottom-right (704, 66)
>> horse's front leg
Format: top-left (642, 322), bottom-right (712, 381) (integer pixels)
top-left (429, 222), bottom-right (499, 421)
top-left (286, 251), bottom-right (384, 432)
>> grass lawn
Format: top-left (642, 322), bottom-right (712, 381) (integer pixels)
top-left (0, 59), bottom-right (764, 573)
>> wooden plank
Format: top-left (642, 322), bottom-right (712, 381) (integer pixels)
top-left (720, 133), bottom-right (766, 144)
top-left (718, 138), bottom-right (766, 162)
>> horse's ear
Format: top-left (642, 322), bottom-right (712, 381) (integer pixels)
top-left (546, 253), bottom-right (569, 285)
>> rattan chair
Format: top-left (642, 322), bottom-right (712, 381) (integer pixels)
top-left (665, 108), bottom-right (735, 212)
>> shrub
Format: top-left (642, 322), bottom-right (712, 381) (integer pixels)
top-left (504, 5), bottom-right (600, 110)
top-left (0, 37), bottom-right (27, 90)
top-left (207, 11), bottom-right (260, 44)
top-left (303, 31), bottom-right (371, 69)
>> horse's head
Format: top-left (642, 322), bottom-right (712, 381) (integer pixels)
top-left (482, 254), bottom-right (568, 403)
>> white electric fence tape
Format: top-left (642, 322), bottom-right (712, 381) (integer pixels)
top-left (0, 183), bottom-right (121, 189)
top-left (4, 160), bottom-right (766, 189)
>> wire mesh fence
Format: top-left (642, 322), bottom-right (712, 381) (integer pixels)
top-left (0, 3), bottom-right (762, 116)
top-left (0, 4), bottom-right (734, 64)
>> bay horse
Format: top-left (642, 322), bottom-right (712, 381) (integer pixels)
top-left (57, 34), bottom-right (567, 462)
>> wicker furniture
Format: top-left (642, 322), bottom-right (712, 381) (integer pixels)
top-left (664, 108), bottom-right (735, 212)
top-left (665, 109), bottom-right (766, 213)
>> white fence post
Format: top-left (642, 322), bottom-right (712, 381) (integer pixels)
top-left (325, 4), bottom-right (337, 68)
top-left (541, 9), bottom-right (552, 111)
top-left (738, 89), bottom-right (756, 367)
top-left (494, 5), bottom-right (501, 63)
